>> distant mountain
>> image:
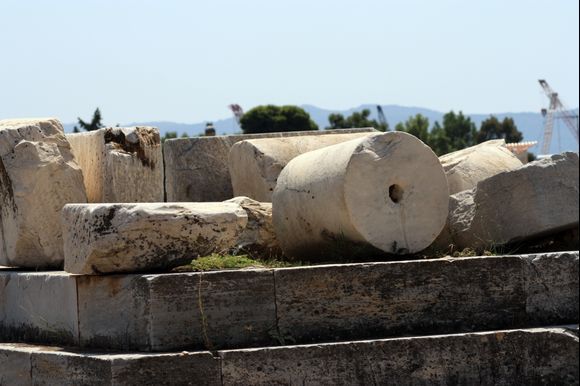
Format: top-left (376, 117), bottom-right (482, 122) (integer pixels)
top-left (63, 104), bottom-right (579, 154)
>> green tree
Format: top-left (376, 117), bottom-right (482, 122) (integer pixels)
top-left (326, 109), bottom-right (388, 131)
top-left (74, 108), bottom-right (104, 132)
top-left (476, 116), bottom-right (523, 144)
top-left (161, 131), bottom-right (178, 143)
top-left (427, 122), bottom-right (453, 155)
top-left (436, 111), bottom-right (477, 153)
top-left (394, 114), bottom-right (430, 143)
top-left (240, 105), bottom-right (318, 134)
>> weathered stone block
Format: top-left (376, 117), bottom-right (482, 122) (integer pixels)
top-left (0, 271), bottom-right (79, 347)
top-left (163, 128), bottom-right (376, 202)
top-left (145, 270), bottom-right (277, 351)
top-left (77, 270), bottom-right (277, 351)
top-left (0, 118), bottom-right (87, 268)
top-left (273, 132), bottom-right (449, 260)
top-left (77, 274), bottom-right (150, 350)
top-left (524, 251), bottom-right (579, 324)
top-left (1, 253), bottom-right (577, 352)
top-left (439, 139), bottom-right (523, 194)
top-left (0, 343), bottom-right (33, 385)
top-left (67, 127), bottom-right (163, 203)
top-left (63, 202), bottom-right (247, 274)
top-left (0, 343), bottom-right (221, 386)
top-left (220, 328), bottom-right (580, 385)
top-left (229, 132), bottom-right (374, 201)
top-left (445, 152), bottom-right (579, 250)
top-left (224, 197), bottom-right (280, 257)
top-left (274, 256), bottom-right (528, 343)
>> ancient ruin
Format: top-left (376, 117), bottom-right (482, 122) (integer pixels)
top-left (1, 117), bottom-right (578, 384)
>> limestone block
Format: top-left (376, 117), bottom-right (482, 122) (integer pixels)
top-left (0, 344), bottom-right (221, 386)
top-left (0, 118), bottom-right (87, 268)
top-left (275, 255), bottom-right (527, 344)
top-left (524, 251), bottom-right (579, 325)
top-left (439, 139), bottom-right (523, 194)
top-left (272, 132), bottom-right (449, 260)
top-left (77, 270), bottom-right (277, 351)
top-left (220, 328), bottom-right (579, 385)
top-left (229, 132), bottom-right (374, 201)
top-left (0, 343), bottom-right (35, 385)
top-left (63, 202), bottom-right (247, 274)
top-left (446, 152), bottom-right (579, 250)
top-left (1, 252), bottom-right (577, 352)
top-left (225, 197), bottom-right (281, 257)
top-left (163, 128), bottom-right (376, 202)
top-left (0, 271), bottom-right (79, 346)
top-left (67, 126), bottom-right (163, 203)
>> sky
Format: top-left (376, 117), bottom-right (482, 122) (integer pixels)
top-left (1, 0), bottom-right (578, 125)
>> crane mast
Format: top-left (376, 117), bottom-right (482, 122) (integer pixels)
top-left (538, 79), bottom-right (579, 154)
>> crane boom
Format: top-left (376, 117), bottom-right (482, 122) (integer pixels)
top-left (538, 79), bottom-right (579, 154)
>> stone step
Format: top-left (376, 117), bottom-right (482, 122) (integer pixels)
top-left (1, 327), bottom-right (578, 385)
top-left (0, 252), bottom-right (577, 352)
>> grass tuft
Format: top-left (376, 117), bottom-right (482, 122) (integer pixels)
top-left (190, 253), bottom-right (297, 272)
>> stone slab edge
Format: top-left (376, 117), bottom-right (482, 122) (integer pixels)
top-left (1, 251), bottom-right (578, 351)
top-left (1, 327), bottom-right (578, 385)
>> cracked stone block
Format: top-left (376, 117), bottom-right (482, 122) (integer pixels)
top-left (0, 118), bottom-right (87, 268)
top-left (273, 132), bottom-right (449, 260)
top-left (77, 270), bottom-right (277, 351)
top-left (220, 328), bottom-right (580, 385)
top-left (443, 152), bottom-right (579, 250)
top-left (67, 126), bottom-right (163, 203)
top-left (163, 128), bottom-right (376, 202)
top-left (62, 202), bottom-right (248, 274)
top-left (439, 139), bottom-right (523, 195)
top-left (523, 251), bottom-right (579, 325)
top-left (228, 132), bottom-right (374, 201)
top-left (63, 198), bottom-right (280, 274)
top-left (0, 271), bottom-right (79, 346)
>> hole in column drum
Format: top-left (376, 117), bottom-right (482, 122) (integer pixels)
top-left (389, 184), bottom-right (404, 203)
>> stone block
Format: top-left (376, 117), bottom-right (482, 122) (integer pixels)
top-left (0, 271), bottom-right (79, 346)
top-left (0, 118), bottom-right (87, 268)
top-left (228, 132), bottom-right (374, 201)
top-left (67, 127), bottom-right (163, 203)
top-left (274, 256), bottom-right (527, 343)
top-left (63, 202), bottom-right (247, 274)
top-left (77, 270), bottom-right (277, 351)
top-left (163, 128), bottom-right (376, 202)
top-left (0, 343), bottom-right (34, 385)
top-left (523, 251), bottom-right (579, 324)
top-left (0, 343), bottom-right (221, 386)
top-left (439, 139), bottom-right (523, 194)
top-left (445, 152), bottom-right (579, 250)
top-left (273, 132), bottom-right (449, 260)
top-left (224, 197), bottom-right (280, 257)
top-left (220, 327), bottom-right (580, 385)
top-left (1, 252), bottom-right (577, 353)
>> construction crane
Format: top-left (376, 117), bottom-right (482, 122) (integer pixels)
top-left (538, 79), bottom-right (579, 154)
top-left (228, 104), bottom-right (244, 129)
top-left (376, 105), bottom-right (389, 130)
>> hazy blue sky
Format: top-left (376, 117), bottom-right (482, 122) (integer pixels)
top-left (1, 0), bottom-right (578, 125)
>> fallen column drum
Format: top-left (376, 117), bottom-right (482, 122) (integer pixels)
top-left (272, 132), bottom-right (449, 260)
